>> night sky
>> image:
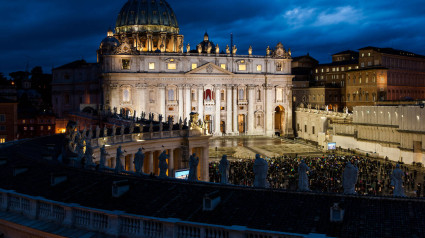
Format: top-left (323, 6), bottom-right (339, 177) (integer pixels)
top-left (2, 0), bottom-right (425, 76)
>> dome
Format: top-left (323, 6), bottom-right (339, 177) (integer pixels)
top-left (116, 0), bottom-right (179, 34)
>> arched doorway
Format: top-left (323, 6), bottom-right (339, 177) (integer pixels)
top-left (275, 106), bottom-right (285, 135)
top-left (220, 121), bottom-right (225, 134)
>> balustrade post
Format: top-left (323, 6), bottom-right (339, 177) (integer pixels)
top-left (107, 211), bottom-right (122, 236)
top-left (63, 205), bottom-right (75, 227)
top-left (27, 198), bottom-right (38, 219)
top-left (0, 192), bottom-right (8, 210)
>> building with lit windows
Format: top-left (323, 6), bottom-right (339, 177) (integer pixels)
top-left (96, 0), bottom-right (294, 137)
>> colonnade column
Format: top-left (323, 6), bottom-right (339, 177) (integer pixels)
top-left (202, 146), bottom-right (209, 182)
top-left (247, 85), bottom-right (256, 134)
top-left (198, 85), bottom-right (204, 122)
top-left (184, 85), bottom-right (191, 120)
top-left (168, 149), bottom-right (174, 177)
top-left (214, 85), bottom-right (221, 135)
top-left (232, 86), bottom-right (238, 134)
top-left (178, 85), bottom-right (184, 121)
top-left (265, 84), bottom-right (274, 136)
top-left (147, 33), bottom-right (153, 52)
top-left (159, 84), bottom-right (166, 118)
top-left (149, 151), bottom-right (154, 174)
top-left (226, 85), bottom-right (233, 134)
top-left (129, 154), bottom-right (135, 172)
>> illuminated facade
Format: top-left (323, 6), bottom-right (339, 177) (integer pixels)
top-left (98, 0), bottom-right (294, 137)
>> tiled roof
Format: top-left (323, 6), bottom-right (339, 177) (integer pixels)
top-left (1, 135), bottom-right (425, 237)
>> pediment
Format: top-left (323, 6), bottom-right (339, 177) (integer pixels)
top-left (186, 62), bottom-right (233, 75)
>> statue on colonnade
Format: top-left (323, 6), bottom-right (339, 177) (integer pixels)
top-left (253, 154), bottom-right (269, 188)
top-left (188, 153), bottom-right (199, 181)
top-left (134, 148), bottom-right (145, 174)
top-left (99, 145), bottom-right (109, 169)
top-left (115, 146), bottom-right (126, 173)
top-left (343, 161), bottom-right (358, 194)
top-left (392, 164), bottom-right (406, 197)
top-left (219, 155), bottom-right (230, 184)
top-left (159, 150), bottom-right (169, 177)
top-left (298, 160), bottom-right (310, 191)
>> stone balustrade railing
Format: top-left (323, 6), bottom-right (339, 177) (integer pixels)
top-left (0, 188), bottom-right (305, 238)
top-left (90, 127), bottom-right (204, 148)
top-left (296, 107), bottom-right (353, 119)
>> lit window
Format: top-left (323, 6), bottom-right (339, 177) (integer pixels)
top-left (220, 64), bottom-right (226, 70)
top-left (0, 138), bottom-right (5, 143)
top-left (220, 107), bottom-right (225, 110)
top-left (362, 53), bottom-right (365, 57)
top-left (361, 62), bottom-right (365, 67)
top-left (122, 59), bottom-right (130, 70)
top-left (22, 120), bottom-right (25, 124)
top-left (40, 126), bottom-right (43, 131)
top-left (48, 126), bottom-right (51, 130)
top-left (149, 62), bottom-right (155, 70)
top-left (321, 69), bottom-right (324, 73)
top-left (168, 63), bottom-right (176, 70)
top-left (348, 67), bottom-right (352, 70)
top-left (191, 63), bottom-right (197, 70)
top-left (315, 69), bottom-right (318, 73)
top-left (24, 127), bottom-right (27, 131)
top-left (239, 64), bottom-right (246, 71)
top-left (341, 67), bottom-right (345, 71)
top-left (368, 52), bottom-right (371, 56)
top-left (256, 65), bottom-right (262, 71)
top-left (332, 68), bottom-right (335, 72)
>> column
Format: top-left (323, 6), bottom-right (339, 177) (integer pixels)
top-left (111, 157), bottom-right (116, 168)
top-left (149, 151), bottom-right (154, 174)
top-left (129, 154), bottom-right (135, 172)
top-left (159, 84), bottom-right (166, 118)
top-left (201, 146), bottom-right (209, 182)
top-left (168, 149), bottom-right (174, 177)
top-left (265, 84), bottom-right (274, 136)
top-left (226, 85), bottom-right (233, 134)
top-left (214, 85), bottom-right (221, 135)
top-left (136, 84), bottom-right (146, 118)
top-left (247, 85), bottom-right (256, 134)
top-left (232, 86), bottom-right (238, 134)
top-left (198, 85), bottom-right (204, 121)
top-left (184, 85), bottom-right (191, 120)
top-left (178, 85), bottom-right (184, 121)
top-left (147, 33), bottom-right (153, 51)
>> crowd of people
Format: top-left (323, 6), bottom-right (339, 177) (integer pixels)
top-left (209, 154), bottom-right (425, 197)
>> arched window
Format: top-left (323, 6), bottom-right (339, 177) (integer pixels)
top-left (257, 89), bottom-right (261, 101)
top-left (168, 89), bottom-right (175, 101)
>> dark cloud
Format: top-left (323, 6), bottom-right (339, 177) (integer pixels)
top-left (1, 0), bottom-right (425, 75)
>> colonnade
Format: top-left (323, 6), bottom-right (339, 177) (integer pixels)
top-left (99, 145), bottom-right (210, 181)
